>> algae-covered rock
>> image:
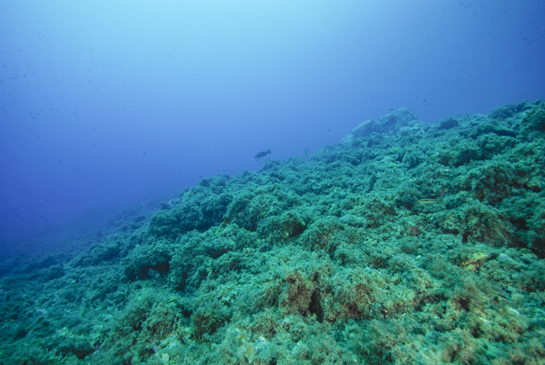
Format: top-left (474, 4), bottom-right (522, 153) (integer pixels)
top-left (489, 100), bottom-right (533, 120)
top-left (262, 209), bottom-right (307, 243)
top-left (437, 117), bottom-right (459, 130)
top-left (123, 240), bottom-right (172, 280)
top-left (2, 100), bottom-right (545, 365)
top-left (351, 107), bottom-right (419, 138)
top-left (438, 201), bottom-right (514, 245)
top-left (148, 182), bottom-right (233, 239)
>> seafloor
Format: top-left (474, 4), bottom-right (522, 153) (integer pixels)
top-left (1, 100), bottom-right (544, 365)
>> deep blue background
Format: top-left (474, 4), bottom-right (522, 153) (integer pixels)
top-left (1, 0), bottom-right (544, 256)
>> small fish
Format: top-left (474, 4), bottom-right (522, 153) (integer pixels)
top-left (418, 199), bottom-right (443, 204)
top-left (303, 148), bottom-right (310, 156)
top-left (255, 149), bottom-right (271, 160)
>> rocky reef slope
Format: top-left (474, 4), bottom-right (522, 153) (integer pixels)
top-left (1, 100), bottom-right (545, 364)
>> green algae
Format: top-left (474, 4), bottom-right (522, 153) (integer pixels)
top-left (1, 100), bottom-right (545, 364)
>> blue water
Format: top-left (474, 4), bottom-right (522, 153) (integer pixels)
top-left (1, 0), bottom-right (544, 257)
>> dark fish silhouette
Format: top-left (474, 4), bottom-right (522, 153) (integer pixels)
top-left (255, 149), bottom-right (271, 160)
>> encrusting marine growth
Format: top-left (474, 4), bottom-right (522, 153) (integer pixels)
top-left (1, 100), bottom-right (544, 364)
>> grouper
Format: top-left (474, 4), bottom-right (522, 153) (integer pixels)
top-left (255, 149), bottom-right (271, 160)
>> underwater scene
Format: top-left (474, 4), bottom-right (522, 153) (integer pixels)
top-left (2, 0), bottom-right (545, 364)
top-left (1, 100), bottom-right (545, 364)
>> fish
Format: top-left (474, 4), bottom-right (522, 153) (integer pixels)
top-left (255, 149), bottom-right (271, 160)
top-left (417, 199), bottom-right (443, 204)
